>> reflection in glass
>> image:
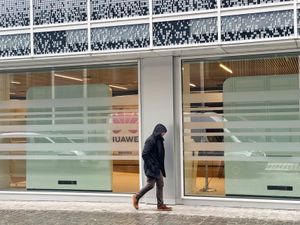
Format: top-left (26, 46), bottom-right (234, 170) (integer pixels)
top-left (182, 56), bottom-right (299, 198)
top-left (0, 64), bottom-right (139, 193)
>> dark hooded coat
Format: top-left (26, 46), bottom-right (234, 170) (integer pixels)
top-left (142, 124), bottom-right (167, 179)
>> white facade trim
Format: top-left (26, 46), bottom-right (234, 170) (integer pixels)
top-left (0, 58), bottom-right (139, 71)
top-left (220, 36), bottom-right (296, 44)
top-left (0, 26), bottom-right (30, 32)
top-left (90, 20), bottom-right (149, 29)
top-left (179, 59), bottom-right (185, 200)
top-left (151, 42), bottom-right (218, 50)
top-left (182, 195), bottom-right (300, 205)
top-left (32, 21), bottom-right (87, 30)
top-left (29, 0), bottom-right (34, 56)
top-left (33, 24), bottom-right (88, 33)
top-left (221, 1), bottom-right (294, 16)
top-left (138, 60), bottom-right (143, 190)
top-left (295, 0), bottom-right (298, 38)
top-left (149, 0), bottom-right (153, 48)
top-left (87, 0), bottom-right (91, 52)
top-left (90, 16), bottom-right (150, 26)
top-left (217, 0), bottom-right (221, 45)
top-left (221, 7), bottom-right (294, 17)
top-left (0, 191), bottom-right (131, 197)
top-left (0, 29), bottom-right (30, 36)
top-left (152, 10), bottom-right (218, 22)
top-left (88, 47), bottom-right (152, 54)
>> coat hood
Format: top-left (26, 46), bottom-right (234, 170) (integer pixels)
top-left (152, 123), bottom-right (167, 137)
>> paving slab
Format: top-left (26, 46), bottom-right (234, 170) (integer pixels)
top-left (0, 201), bottom-right (299, 225)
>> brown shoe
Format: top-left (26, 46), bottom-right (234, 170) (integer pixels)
top-left (132, 194), bottom-right (139, 210)
top-left (157, 204), bottom-right (172, 211)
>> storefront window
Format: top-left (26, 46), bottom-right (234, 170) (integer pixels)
top-left (0, 63), bottom-right (139, 193)
top-left (182, 56), bottom-right (300, 198)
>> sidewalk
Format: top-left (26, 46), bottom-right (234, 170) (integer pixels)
top-left (0, 201), bottom-right (299, 224)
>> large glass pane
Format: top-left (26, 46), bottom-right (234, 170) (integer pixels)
top-left (0, 0), bottom-right (30, 28)
top-left (153, 18), bottom-right (218, 47)
top-left (91, 0), bottom-right (148, 20)
top-left (0, 34), bottom-right (31, 57)
top-left (182, 56), bottom-right (300, 198)
top-left (33, 0), bottom-right (87, 25)
top-left (34, 29), bottom-right (88, 55)
top-left (221, 10), bottom-right (294, 42)
top-left (153, 0), bottom-right (216, 15)
top-left (0, 63), bottom-right (139, 193)
top-left (91, 24), bottom-right (150, 51)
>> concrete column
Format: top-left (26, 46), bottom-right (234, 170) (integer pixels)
top-left (140, 56), bottom-right (175, 205)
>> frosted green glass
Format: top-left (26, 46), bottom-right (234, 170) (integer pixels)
top-left (224, 74), bottom-right (300, 197)
top-left (26, 84), bottom-right (112, 191)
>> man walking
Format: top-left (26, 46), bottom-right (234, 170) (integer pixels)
top-left (132, 123), bottom-right (172, 211)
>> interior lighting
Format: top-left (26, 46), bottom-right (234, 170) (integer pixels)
top-left (189, 83), bottom-right (196, 87)
top-left (11, 81), bottom-right (21, 84)
top-left (219, 64), bottom-right (233, 74)
top-left (109, 85), bottom-right (128, 90)
top-left (54, 74), bottom-right (83, 82)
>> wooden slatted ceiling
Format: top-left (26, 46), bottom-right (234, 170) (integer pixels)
top-left (189, 57), bottom-right (299, 91)
top-left (6, 66), bottom-right (138, 98)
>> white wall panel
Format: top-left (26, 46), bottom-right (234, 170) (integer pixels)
top-left (140, 56), bottom-right (175, 204)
